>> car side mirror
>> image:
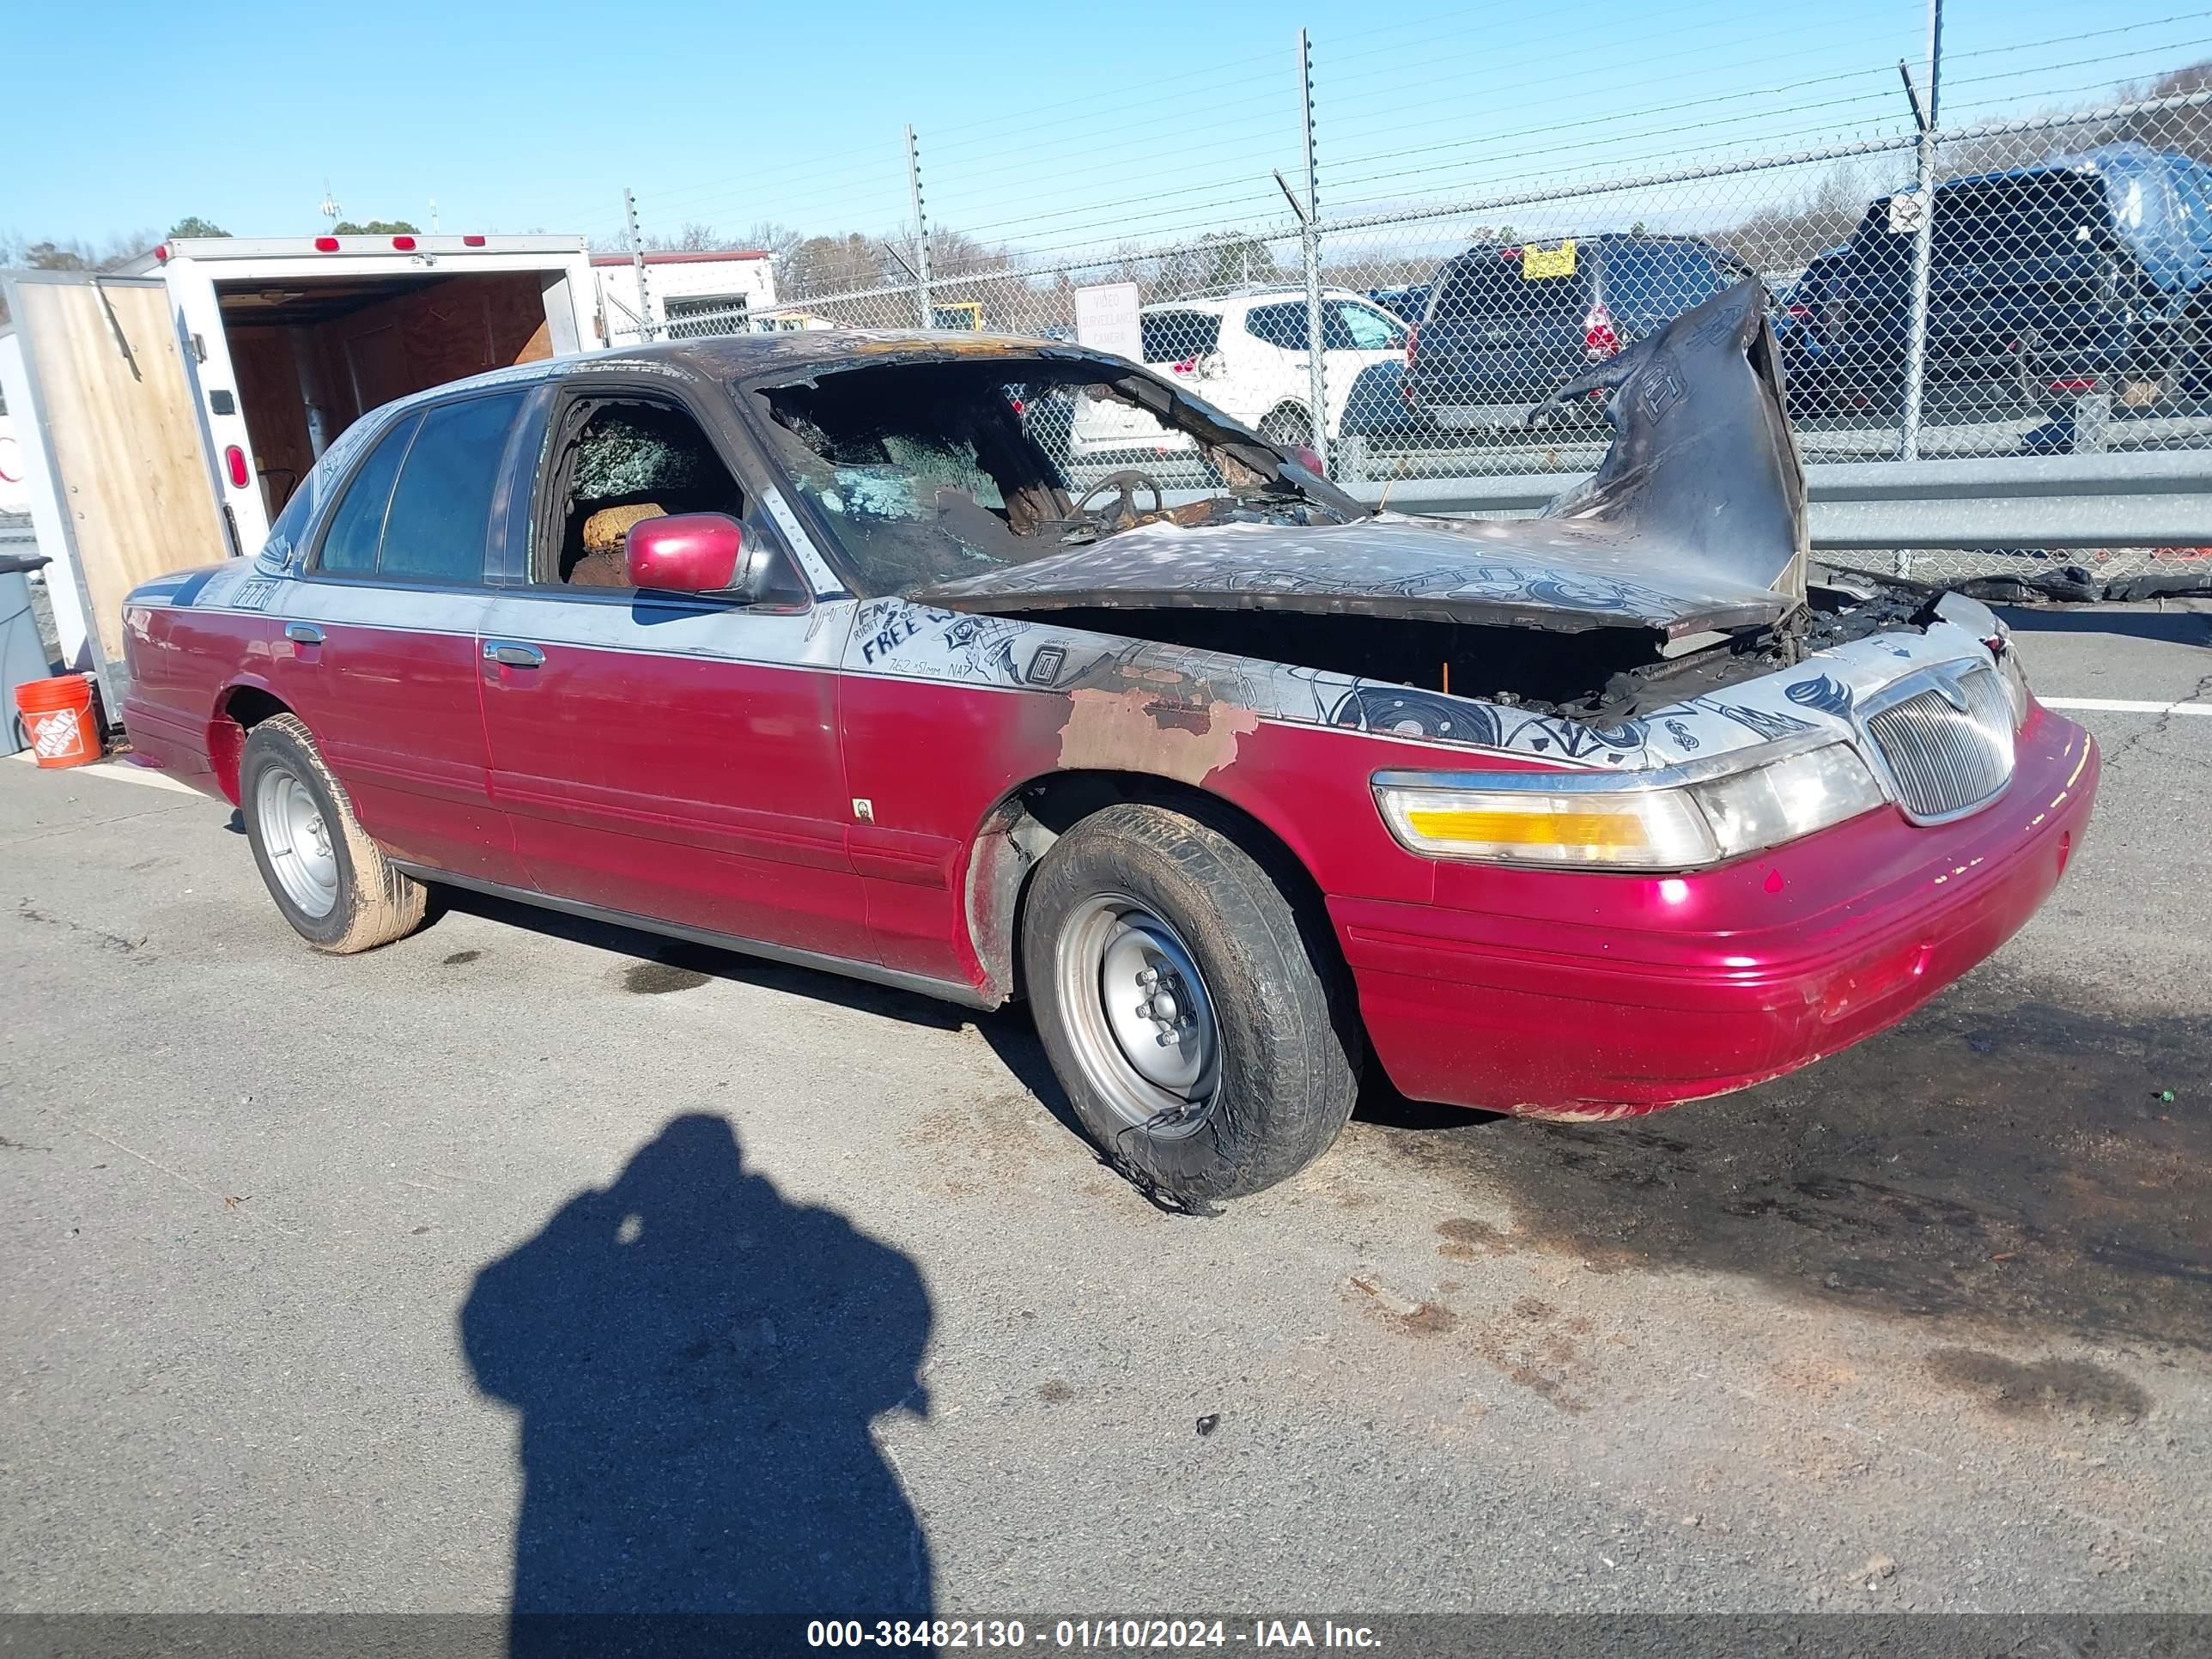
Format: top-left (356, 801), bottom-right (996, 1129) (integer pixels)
top-left (625, 512), bottom-right (761, 598)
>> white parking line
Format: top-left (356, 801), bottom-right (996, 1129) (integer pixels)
top-left (5, 750), bottom-right (204, 794)
top-left (2041, 698), bottom-right (2212, 716)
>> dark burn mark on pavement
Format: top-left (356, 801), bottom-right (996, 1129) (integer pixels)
top-left (1371, 970), bottom-right (2212, 1351)
top-left (1924, 1348), bottom-right (2150, 1424)
top-left (623, 961), bottom-right (713, 995)
top-left (442, 949), bottom-right (482, 966)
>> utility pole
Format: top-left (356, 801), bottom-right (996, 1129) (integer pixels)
top-left (1297, 27), bottom-right (1329, 473)
top-left (624, 187), bottom-right (653, 343)
top-left (907, 125), bottom-right (934, 329)
top-left (1898, 0), bottom-right (1943, 461)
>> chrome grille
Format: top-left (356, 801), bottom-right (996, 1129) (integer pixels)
top-left (1863, 665), bottom-right (2015, 822)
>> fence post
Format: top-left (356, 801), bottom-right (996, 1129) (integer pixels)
top-left (906, 125), bottom-right (934, 330)
top-left (623, 188), bottom-right (653, 343)
top-left (1898, 0), bottom-right (1943, 461)
top-left (1297, 27), bottom-right (1329, 475)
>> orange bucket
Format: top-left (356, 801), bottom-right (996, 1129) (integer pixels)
top-left (14, 674), bottom-right (101, 769)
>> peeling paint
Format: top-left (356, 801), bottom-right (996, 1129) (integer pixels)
top-left (1055, 685), bottom-right (1260, 785)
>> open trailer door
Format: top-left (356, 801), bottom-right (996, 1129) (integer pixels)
top-left (0, 270), bottom-right (231, 713)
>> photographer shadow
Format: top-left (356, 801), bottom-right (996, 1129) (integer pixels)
top-left (461, 1113), bottom-right (933, 1646)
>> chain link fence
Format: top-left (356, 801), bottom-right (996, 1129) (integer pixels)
top-left (605, 22), bottom-right (2212, 587)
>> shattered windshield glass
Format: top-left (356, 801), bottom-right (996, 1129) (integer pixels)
top-left (756, 356), bottom-right (1352, 595)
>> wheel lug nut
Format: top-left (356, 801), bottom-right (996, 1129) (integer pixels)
top-left (1156, 1031), bottom-right (1176, 1047)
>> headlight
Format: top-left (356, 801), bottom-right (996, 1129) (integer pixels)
top-left (1375, 742), bottom-right (1887, 872)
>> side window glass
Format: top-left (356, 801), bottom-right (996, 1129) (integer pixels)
top-left (379, 392), bottom-right (526, 586)
top-left (1139, 312), bottom-right (1219, 363)
top-left (316, 412), bottom-right (420, 574)
top-left (1333, 301), bottom-right (1403, 350)
top-left (542, 398), bottom-right (750, 589)
top-left (1244, 304), bottom-right (1307, 349)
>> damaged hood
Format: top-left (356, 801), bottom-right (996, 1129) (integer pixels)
top-left (921, 282), bottom-right (1808, 639)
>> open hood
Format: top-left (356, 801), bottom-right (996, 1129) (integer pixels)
top-left (921, 282), bottom-right (1808, 639)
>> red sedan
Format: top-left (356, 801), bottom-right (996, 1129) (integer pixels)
top-left (119, 287), bottom-right (2095, 1205)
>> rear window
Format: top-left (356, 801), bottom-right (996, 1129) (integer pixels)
top-left (1246, 299), bottom-right (1410, 351)
top-left (1934, 173), bottom-right (2111, 264)
top-left (379, 393), bottom-right (526, 585)
top-left (1601, 242), bottom-right (1731, 324)
top-left (1431, 246), bottom-right (1593, 322)
top-left (1139, 312), bottom-right (1221, 364)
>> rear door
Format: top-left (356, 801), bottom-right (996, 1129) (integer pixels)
top-left (0, 272), bottom-right (232, 708)
top-left (262, 389), bottom-right (529, 886)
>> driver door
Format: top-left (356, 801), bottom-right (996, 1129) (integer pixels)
top-left (475, 380), bottom-right (874, 963)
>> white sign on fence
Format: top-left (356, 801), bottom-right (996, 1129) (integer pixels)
top-left (1074, 283), bottom-right (1144, 362)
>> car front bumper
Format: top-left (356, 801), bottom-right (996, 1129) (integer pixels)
top-left (1332, 703), bottom-right (2098, 1117)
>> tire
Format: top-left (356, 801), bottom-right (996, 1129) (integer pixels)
top-left (1022, 802), bottom-right (1360, 1206)
top-left (239, 714), bottom-right (427, 953)
top-left (1258, 404), bottom-right (1315, 451)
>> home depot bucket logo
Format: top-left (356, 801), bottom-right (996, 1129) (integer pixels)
top-left (32, 707), bottom-right (83, 761)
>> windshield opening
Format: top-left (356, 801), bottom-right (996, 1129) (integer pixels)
top-left (756, 357), bottom-right (1355, 596)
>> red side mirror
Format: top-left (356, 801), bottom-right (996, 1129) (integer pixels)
top-left (1292, 444), bottom-right (1324, 475)
top-left (626, 513), bottom-right (743, 592)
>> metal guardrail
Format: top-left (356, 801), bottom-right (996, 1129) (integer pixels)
top-left (1340, 453), bottom-right (2212, 551)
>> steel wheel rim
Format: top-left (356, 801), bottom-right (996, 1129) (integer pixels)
top-left (256, 766), bottom-right (339, 919)
top-left (1054, 893), bottom-right (1221, 1139)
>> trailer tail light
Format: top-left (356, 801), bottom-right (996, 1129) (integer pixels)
top-left (314, 236), bottom-right (340, 252)
top-left (1584, 303), bottom-right (1620, 359)
top-left (2049, 376), bottom-right (2099, 392)
top-left (223, 446), bottom-right (250, 489)
top-left (392, 235), bottom-right (416, 251)
top-left (463, 234), bottom-right (487, 247)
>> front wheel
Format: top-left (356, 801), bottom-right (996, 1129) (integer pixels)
top-left (240, 714), bottom-right (427, 953)
top-left (1022, 803), bottom-right (1360, 1206)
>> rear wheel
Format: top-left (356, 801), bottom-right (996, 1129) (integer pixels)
top-left (240, 714), bottom-right (427, 953)
top-left (1022, 803), bottom-right (1360, 1206)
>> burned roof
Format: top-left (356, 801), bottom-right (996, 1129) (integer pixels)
top-left (631, 329), bottom-right (1099, 386)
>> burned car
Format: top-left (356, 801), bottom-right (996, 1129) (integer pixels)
top-left (118, 284), bottom-right (2097, 1205)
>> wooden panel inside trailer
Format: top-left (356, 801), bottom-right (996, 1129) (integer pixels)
top-left (221, 270), bottom-right (556, 515)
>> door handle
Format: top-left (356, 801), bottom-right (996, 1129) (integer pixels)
top-left (283, 622), bottom-right (325, 645)
top-left (483, 640), bottom-right (545, 669)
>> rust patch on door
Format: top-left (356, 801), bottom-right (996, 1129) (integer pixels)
top-left (1055, 685), bottom-right (1260, 785)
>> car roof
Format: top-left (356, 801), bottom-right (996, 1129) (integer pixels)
top-left (1442, 232), bottom-right (1721, 269)
top-left (361, 330), bottom-right (1135, 416)
top-left (1139, 287), bottom-right (1377, 315)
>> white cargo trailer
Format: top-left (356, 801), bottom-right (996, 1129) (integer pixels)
top-left (1, 234), bottom-right (600, 708)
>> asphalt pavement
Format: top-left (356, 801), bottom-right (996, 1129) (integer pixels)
top-left (3, 604), bottom-right (2209, 1621)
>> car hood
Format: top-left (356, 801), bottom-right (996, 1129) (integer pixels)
top-left (921, 282), bottom-right (1808, 640)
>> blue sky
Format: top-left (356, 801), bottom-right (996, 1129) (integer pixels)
top-left (9, 0), bottom-right (2209, 262)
